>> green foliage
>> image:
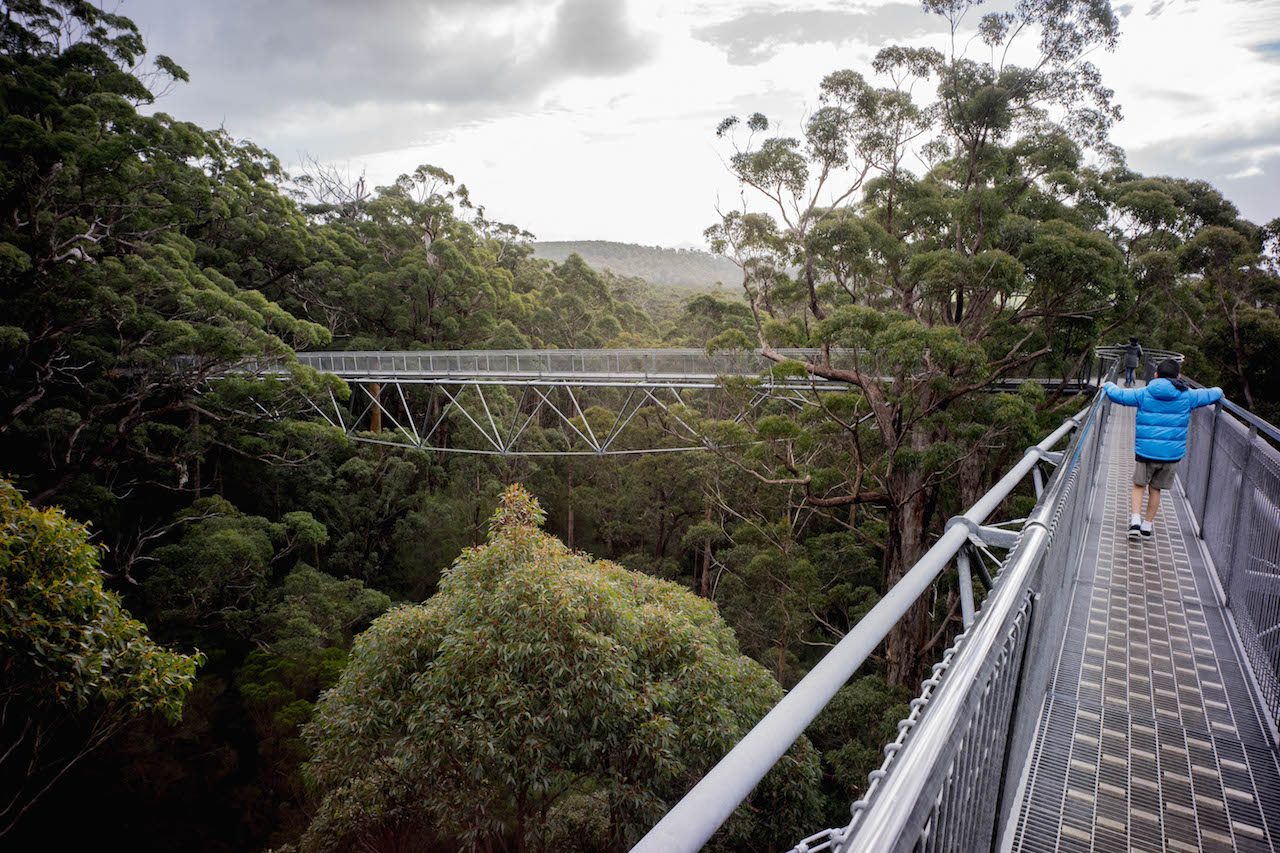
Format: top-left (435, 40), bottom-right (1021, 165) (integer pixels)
top-left (676, 292), bottom-right (756, 348)
top-left (0, 0), bottom-right (337, 514)
top-left (256, 565), bottom-right (390, 661)
top-left (806, 676), bottom-right (910, 819)
top-left (235, 647), bottom-right (351, 841)
top-left (0, 477), bottom-right (204, 840)
top-left (146, 497), bottom-right (327, 638)
top-left (301, 485), bottom-right (821, 852)
top-left (0, 478), bottom-right (202, 719)
top-left (714, 519), bottom-right (881, 686)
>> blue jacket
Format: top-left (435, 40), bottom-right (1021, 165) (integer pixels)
top-left (1104, 378), bottom-right (1223, 461)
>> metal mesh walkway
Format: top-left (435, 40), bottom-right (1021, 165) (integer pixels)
top-left (1010, 401), bottom-right (1280, 852)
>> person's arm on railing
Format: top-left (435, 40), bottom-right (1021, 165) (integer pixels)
top-left (1188, 386), bottom-right (1224, 408)
top-left (1103, 381), bottom-right (1140, 407)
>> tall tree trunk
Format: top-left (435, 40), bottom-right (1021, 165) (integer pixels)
top-left (883, 491), bottom-right (931, 688)
top-left (192, 409), bottom-right (201, 498)
top-left (474, 473), bottom-right (483, 545)
top-left (654, 489), bottom-right (666, 558)
top-left (883, 423), bottom-right (932, 688)
top-left (700, 501), bottom-right (713, 597)
top-left (958, 450), bottom-right (985, 511)
top-left (566, 470), bottom-right (575, 551)
top-left (776, 631), bottom-right (788, 684)
top-left (368, 382), bottom-right (381, 432)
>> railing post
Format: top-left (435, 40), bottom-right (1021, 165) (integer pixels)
top-left (956, 545), bottom-right (975, 629)
top-left (1199, 401), bottom-right (1222, 537)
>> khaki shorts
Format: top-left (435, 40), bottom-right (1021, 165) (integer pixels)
top-left (1134, 458), bottom-right (1177, 490)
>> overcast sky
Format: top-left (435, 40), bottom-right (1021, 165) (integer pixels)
top-left (121, 0), bottom-right (1280, 247)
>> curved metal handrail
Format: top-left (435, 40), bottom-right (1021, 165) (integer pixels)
top-left (1092, 344), bottom-right (1183, 361)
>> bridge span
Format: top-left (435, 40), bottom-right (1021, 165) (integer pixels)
top-left (633, 368), bottom-right (1280, 853)
top-left (289, 348), bottom-right (1100, 455)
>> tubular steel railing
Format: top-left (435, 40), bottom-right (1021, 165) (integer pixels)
top-left (1181, 390), bottom-right (1280, 734)
top-left (632, 369), bottom-right (1116, 853)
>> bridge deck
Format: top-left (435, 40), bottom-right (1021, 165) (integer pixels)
top-left (289, 349), bottom-right (1092, 391)
top-left (1009, 400), bottom-right (1280, 851)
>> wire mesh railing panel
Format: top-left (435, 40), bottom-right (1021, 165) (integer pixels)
top-left (1204, 415), bottom-right (1252, 590)
top-left (1183, 406), bottom-right (1213, 522)
top-left (901, 594), bottom-right (1035, 853)
top-left (1182, 397), bottom-right (1280, 733)
top-left (1226, 431), bottom-right (1280, 726)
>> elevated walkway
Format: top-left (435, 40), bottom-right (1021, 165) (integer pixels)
top-left (281, 348), bottom-right (1093, 455)
top-left (291, 348), bottom-right (1093, 391)
top-left (1009, 399), bottom-right (1280, 851)
top-left (633, 374), bottom-right (1280, 853)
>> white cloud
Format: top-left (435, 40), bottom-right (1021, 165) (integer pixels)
top-left (1092, 0), bottom-right (1280, 220)
top-left (127, 0), bottom-right (1280, 244)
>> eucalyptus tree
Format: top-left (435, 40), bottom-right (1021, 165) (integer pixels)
top-left (0, 0), bottom-right (338, 518)
top-left (1078, 170), bottom-right (1279, 415)
top-left (0, 479), bottom-right (202, 840)
top-left (1176, 222), bottom-right (1279, 413)
top-left (706, 0), bottom-right (1129, 685)
top-left (302, 486), bottom-right (820, 852)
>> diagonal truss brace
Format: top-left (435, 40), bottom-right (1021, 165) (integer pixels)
top-left (297, 376), bottom-right (857, 456)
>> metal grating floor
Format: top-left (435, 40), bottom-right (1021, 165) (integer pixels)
top-left (1009, 403), bottom-right (1280, 852)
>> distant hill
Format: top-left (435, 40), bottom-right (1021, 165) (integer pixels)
top-left (532, 241), bottom-right (741, 290)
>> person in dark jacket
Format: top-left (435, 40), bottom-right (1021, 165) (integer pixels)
top-left (1104, 359), bottom-right (1222, 539)
top-left (1121, 336), bottom-right (1143, 386)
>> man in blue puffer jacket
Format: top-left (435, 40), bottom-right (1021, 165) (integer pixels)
top-left (1104, 359), bottom-right (1223, 539)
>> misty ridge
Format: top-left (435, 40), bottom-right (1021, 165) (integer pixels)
top-left (533, 240), bottom-right (743, 289)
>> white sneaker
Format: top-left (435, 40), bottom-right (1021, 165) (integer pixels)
top-left (1129, 514), bottom-right (1142, 538)
top-left (1140, 521), bottom-right (1153, 539)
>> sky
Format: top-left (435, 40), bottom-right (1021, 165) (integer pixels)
top-left (119, 0), bottom-right (1280, 248)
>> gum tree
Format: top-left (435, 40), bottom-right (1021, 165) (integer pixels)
top-left (0, 479), bottom-right (202, 839)
top-left (0, 0), bottom-right (339, 515)
top-left (301, 485), bottom-right (820, 852)
top-left (706, 0), bottom-right (1128, 685)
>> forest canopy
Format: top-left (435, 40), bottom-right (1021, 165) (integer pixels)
top-left (0, 0), bottom-right (1275, 851)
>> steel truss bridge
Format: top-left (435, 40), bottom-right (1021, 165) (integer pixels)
top-left (632, 358), bottom-right (1280, 853)
top-left (290, 348), bottom-right (1104, 456)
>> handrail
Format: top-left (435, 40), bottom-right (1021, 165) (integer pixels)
top-left (284, 349), bottom-right (1093, 385)
top-left (1179, 384), bottom-right (1280, 733)
top-left (1092, 344), bottom-right (1184, 363)
top-left (1184, 378), bottom-right (1280, 445)
top-left (630, 398), bottom-right (1092, 853)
